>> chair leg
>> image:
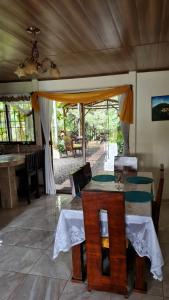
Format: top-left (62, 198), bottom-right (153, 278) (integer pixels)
top-left (25, 176), bottom-right (31, 205)
top-left (42, 169), bottom-right (46, 194)
top-left (35, 173), bottom-right (40, 198)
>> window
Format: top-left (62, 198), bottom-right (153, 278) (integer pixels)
top-left (0, 101), bottom-right (35, 143)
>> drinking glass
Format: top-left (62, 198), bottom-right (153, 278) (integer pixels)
top-left (115, 172), bottom-right (122, 190)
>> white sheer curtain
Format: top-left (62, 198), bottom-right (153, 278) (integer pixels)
top-left (39, 97), bottom-right (56, 194)
top-left (119, 94), bottom-right (130, 155)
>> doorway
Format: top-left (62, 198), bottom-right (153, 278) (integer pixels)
top-left (51, 98), bottom-right (124, 193)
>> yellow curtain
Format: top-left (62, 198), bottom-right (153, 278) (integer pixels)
top-left (31, 85), bottom-right (133, 123)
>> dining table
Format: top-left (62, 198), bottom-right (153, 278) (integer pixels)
top-left (53, 171), bottom-right (164, 293)
top-left (0, 154), bottom-right (25, 208)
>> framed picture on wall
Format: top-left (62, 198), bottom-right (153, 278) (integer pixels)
top-left (152, 95), bottom-right (169, 121)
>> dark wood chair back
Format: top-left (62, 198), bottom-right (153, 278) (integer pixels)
top-left (82, 190), bottom-right (128, 295)
top-left (16, 152), bottom-right (40, 204)
top-left (36, 149), bottom-right (46, 193)
top-left (71, 168), bottom-right (86, 197)
top-left (81, 162), bottom-right (92, 185)
top-left (152, 164), bottom-right (164, 234)
top-left (25, 152), bottom-right (37, 173)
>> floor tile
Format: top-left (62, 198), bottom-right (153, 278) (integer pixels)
top-left (146, 275), bottom-right (163, 297)
top-left (0, 206), bottom-right (26, 230)
top-left (0, 227), bottom-right (29, 246)
top-left (16, 229), bottom-right (54, 250)
top-left (8, 206), bottom-right (59, 231)
top-left (163, 265), bottom-right (169, 297)
top-left (60, 281), bottom-right (112, 300)
top-left (0, 245), bottom-right (43, 274)
top-left (0, 271), bottom-right (25, 300)
top-left (7, 274), bottom-right (67, 300)
top-left (29, 251), bottom-right (72, 280)
top-left (159, 226), bottom-right (169, 244)
top-left (125, 293), bottom-right (163, 300)
top-left (160, 243), bottom-right (169, 266)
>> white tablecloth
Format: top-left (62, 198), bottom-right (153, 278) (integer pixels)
top-left (53, 209), bottom-right (164, 281)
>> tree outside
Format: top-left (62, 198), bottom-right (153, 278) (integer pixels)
top-left (51, 100), bottom-right (124, 155)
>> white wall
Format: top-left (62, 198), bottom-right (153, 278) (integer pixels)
top-left (0, 73), bottom-right (134, 93)
top-left (0, 72), bottom-right (136, 152)
top-left (1, 70), bottom-right (168, 197)
top-left (137, 71), bottom-right (169, 198)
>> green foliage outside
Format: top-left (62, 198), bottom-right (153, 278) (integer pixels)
top-left (57, 140), bottom-right (65, 154)
top-left (0, 101), bottom-right (35, 142)
top-left (116, 124), bottom-right (124, 154)
top-left (52, 101), bottom-right (124, 155)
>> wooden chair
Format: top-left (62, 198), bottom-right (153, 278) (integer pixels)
top-left (152, 164), bottom-right (164, 235)
top-left (70, 163), bottom-right (91, 197)
top-left (72, 139), bottom-right (83, 157)
top-left (36, 149), bottom-right (46, 194)
top-left (16, 152), bottom-right (40, 204)
top-left (63, 136), bottom-right (74, 156)
top-left (81, 162), bottom-right (92, 185)
top-left (71, 168), bottom-right (86, 197)
top-left (82, 190), bottom-right (128, 296)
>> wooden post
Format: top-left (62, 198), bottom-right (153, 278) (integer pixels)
top-left (81, 104), bottom-right (86, 164)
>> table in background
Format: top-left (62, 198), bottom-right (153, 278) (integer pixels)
top-left (0, 154), bottom-right (25, 208)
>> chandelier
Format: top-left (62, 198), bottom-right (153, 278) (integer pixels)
top-left (14, 27), bottom-right (60, 79)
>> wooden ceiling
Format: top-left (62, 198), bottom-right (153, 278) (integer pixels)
top-left (1, 0), bottom-right (169, 83)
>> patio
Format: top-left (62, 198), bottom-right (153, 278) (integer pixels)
top-left (53, 141), bottom-right (117, 190)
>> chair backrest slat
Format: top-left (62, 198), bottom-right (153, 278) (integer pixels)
top-left (72, 168), bottom-right (85, 196)
top-left (71, 163), bottom-right (92, 197)
top-left (81, 162), bottom-right (92, 185)
top-left (153, 164), bottom-right (164, 234)
top-left (25, 152), bottom-right (37, 172)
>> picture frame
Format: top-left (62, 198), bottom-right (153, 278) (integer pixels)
top-left (151, 95), bottom-right (169, 121)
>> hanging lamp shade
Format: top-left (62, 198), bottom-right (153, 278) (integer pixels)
top-left (14, 27), bottom-right (60, 79)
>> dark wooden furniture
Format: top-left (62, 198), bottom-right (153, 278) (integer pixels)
top-left (72, 243), bottom-right (86, 282)
top-left (152, 164), bottom-right (164, 235)
top-left (16, 152), bottom-right (40, 204)
top-left (82, 190), bottom-right (128, 296)
top-left (72, 168), bottom-right (85, 197)
top-left (81, 162), bottom-right (92, 185)
top-left (36, 149), bottom-right (46, 194)
top-left (71, 171), bottom-right (154, 294)
top-left (0, 154), bottom-right (25, 208)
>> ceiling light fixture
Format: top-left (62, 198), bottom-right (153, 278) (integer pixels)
top-left (14, 26), bottom-right (60, 79)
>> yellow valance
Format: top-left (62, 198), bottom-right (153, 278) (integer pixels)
top-left (31, 85), bottom-right (133, 123)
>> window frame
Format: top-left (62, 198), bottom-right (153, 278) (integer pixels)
top-left (0, 102), bottom-right (36, 144)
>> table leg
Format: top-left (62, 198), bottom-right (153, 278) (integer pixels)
top-left (72, 243), bottom-right (86, 282)
top-left (134, 254), bottom-right (147, 293)
top-left (0, 167), bottom-right (18, 208)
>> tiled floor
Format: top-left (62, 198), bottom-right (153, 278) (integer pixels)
top-left (0, 195), bottom-right (168, 300)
